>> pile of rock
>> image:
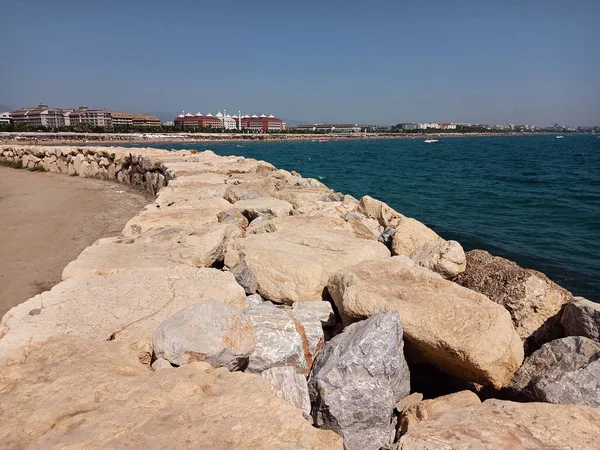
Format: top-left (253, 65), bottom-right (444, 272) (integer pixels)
top-left (1, 144), bottom-right (599, 449)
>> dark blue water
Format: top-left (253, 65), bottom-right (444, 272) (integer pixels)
top-left (126, 135), bottom-right (600, 301)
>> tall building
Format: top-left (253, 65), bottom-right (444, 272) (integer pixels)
top-left (238, 114), bottom-right (284, 132)
top-left (174, 112), bottom-right (223, 129)
top-left (111, 112), bottom-right (134, 127)
top-left (69, 106), bottom-right (113, 129)
top-left (132, 114), bottom-right (161, 127)
top-left (10, 105), bottom-right (67, 128)
top-left (174, 110), bottom-right (284, 132)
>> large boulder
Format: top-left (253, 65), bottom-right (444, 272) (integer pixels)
top-left (504, 336), bottom-right (600, 407)
top-left (398, 399), bottom-right (600, 449)
top-left (308, 311), bottom-right (410, 450)
top-left (357, 195), bottom-right (404, 228)
top-left (562, 296), bottom-right (600, 342)
top-left (227, 228), bottom-right (390, 304)
top-left (154, 184), bottom-right (228, 207)
top-left (398, 391), bottom-right (481, 436)
top-left (410, 240), bottom-right (466, 279)
top-left (232, 197), bottom-right (293, 219)
top-left (455, 249), bottom-right (572, 353)
top-left (391, 217), bottom-right (443, 256)
top-left (262, 366), bottom-right (312, 421)
top-left (0, 336), bottom-right (343, 449)
top-left (244, 304), bottom-right (323, 374)
top-left (152, 300), bottom-right (255, 370)
top-left (328, 257), bottom-right (523, 387)
top-left (0, 267), bottom-right (246, 363)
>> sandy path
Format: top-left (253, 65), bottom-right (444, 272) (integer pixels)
top-left (0, 167), bottom-right (151, 319)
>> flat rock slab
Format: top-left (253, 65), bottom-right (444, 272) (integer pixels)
top-left (0, 267), bottom-right (246, 363)
top-left (232, 197), bottom-right (293, 219)
top-left (398, 399), bottom-right (600, 449)
top-left (228, 228), bottom-right (390, 304)
top-left (0, 336), bottom-right (342, 449)
top-left (328, 257), bottom-right (523, 387)
top-left (63, 223), bottom-right (236, 278)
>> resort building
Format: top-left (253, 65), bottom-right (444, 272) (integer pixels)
top-left (10, 105), bottom-right (67, 128)
top-left (69, 106), bottom-right (113, 129)
top-left (174, 111), bottom-right (284, 132)
top-left (132, 114), bottom-right (161, 127)
top-left (111, 112), bottom-right (134, 127)
top-left (297, 123), bottom-right (361, 133)
top-left (238, 114), bottom-right (284, 132)
top-left (395, 123), bottom-right (419, 131)
top-left (174, 113), bottom-right (223, 129)
top-left (0, 112), bottom-right (11, 125)
top-left (418, 123), bottom-right (441, 130)
top-left (440, 122), bottom-right (457, 130)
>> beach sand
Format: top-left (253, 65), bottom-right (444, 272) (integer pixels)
top-left (0, 167), bottom-right (151, 319)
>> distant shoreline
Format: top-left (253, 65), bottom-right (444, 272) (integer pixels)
top-left (0, 131), bottom-right (588, 147)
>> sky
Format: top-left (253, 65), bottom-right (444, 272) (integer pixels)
top-left (1, 0), bottom-right (599, 126)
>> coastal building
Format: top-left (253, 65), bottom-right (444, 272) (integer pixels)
top-left (69, 106), bottom-right (113, 129)
top-left (10, 105), bottom-right (67, 128)
top-left (111, 112), bottom-right (134, 127)
top-left (132, 114), bottom-right (161, 127)
top-left (174, 112), bottom-right (223, 129)
top-left (238, 114), bottom-right (284, 132)
top-left (418, 123), bottom-right (441, 130)
top-left (440, 123), bottom-right (457, 130)
top-left (0, 112), bottom-right (11, 125)
top-left (395, 123), bottom-right (419, 131)
top-left (297, 123), bottom-right (361, 133)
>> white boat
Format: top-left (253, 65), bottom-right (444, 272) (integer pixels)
top-left (424, 139), bottom-right (438, 144)
top-left (556, 135), bottom-right (564, 139)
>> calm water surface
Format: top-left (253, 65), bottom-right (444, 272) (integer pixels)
top-left (126, 135), bottom-right (600, 301)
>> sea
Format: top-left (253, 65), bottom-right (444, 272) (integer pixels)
top-left (125, 134), bottom-right (600, 302)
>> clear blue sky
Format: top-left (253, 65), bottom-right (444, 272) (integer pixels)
top-left (1, 0), bottom-right (598, 126)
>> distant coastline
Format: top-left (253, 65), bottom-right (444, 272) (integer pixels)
top-left (0, 131), bottom-right (589, 146)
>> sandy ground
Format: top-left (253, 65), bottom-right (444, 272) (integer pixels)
top-left (0, 167), bottom-right (151, 319)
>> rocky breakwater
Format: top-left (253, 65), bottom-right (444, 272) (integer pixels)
top-left (1, 144), bottom-right (599, 449)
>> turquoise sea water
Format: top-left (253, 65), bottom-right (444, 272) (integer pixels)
top-left (126, 135), bottom-right (600, 301)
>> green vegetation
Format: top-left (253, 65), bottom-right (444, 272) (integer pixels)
top-left (0, 158), bottom-right (24, 169)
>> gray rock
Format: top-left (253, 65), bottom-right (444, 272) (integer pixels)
top-left (287, 309), bottom-right (325, 356)
top-left (151, 358), bottom-right (173, 371)
top-left (378, 226), bottom-right (396, 248)
top-left (231, 260), bottom-right (258, 294)
top-left (292, 301), bottom-right (336, 327)
top-left (505, 336), bottom-right (600, 407)
top-left (152, 300), bottom-right (255, 370)
top-left (562, 296), bottom-right (600, 342)
top-left (323, 192), bottom-right (345, 202)
top-left (239, 191), bottom-right (261, 200)
top-left (244, 305), bottom-right (321, 374)
top-left (262, 366), bottom-right (312, 422)
top-left (308, 311), bottom-right (411, 450)
top-left (244, 293), bottom-right (264, 310)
